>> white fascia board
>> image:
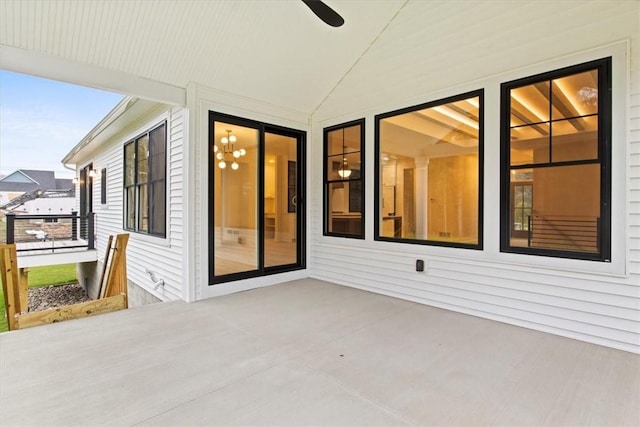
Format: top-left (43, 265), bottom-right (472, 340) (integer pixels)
top-left (62, 98), bottom-right (168, 166)
top-left (18, 250), bottom-right (98, 268)
top-left (0, 44), bottom-right (185, 106)
top-left (61, 96), bottom-right (137, 165)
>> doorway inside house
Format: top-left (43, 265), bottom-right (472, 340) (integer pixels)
top-left (209, 113), bottom-right (305, 284)
top-left (511, 180), bottom-right (533, 241)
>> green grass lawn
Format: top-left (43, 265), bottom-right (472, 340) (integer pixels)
top-left (0, 263), bottom-right (77, 333)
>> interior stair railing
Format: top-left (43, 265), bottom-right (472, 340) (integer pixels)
top-left (527, 215), bottom-right (600, 253)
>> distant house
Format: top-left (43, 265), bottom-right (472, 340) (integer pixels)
top-left (0, 169), bottom-right (75, 213)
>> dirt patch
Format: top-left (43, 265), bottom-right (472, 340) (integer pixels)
top-left (28, 283), bottom-right (92, 312)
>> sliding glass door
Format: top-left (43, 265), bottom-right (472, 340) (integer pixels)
top-left (264, 131), bottom-right (298, 268)
top-left (212, 121), bottom-right (259, 277)
top-left (210, 113), bottom-right (305, 284)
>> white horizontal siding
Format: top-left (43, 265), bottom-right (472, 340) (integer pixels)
top-left (309, 3), bottom-right (640, 353)
top-left (168, 106), bottom-right (184, 256)
top-left (313, 244), bottom-right (639, 351)
top-left (630, 46), bottom-right (640, 278)
top-left (79, 105), bottom-right (185, 302)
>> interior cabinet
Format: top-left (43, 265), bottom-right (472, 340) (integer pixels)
top-left (331, 214), bottom-right (362, 234)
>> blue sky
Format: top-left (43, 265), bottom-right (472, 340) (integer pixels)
top-left (0, 71), bottom-right (123, 178)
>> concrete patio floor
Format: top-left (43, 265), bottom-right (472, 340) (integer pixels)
top-left (1, 278), bottom-right (638, 426)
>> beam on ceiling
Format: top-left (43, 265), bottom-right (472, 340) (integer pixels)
top-left (0, 44), bottom-right (185, 106)
top-left (533, 82), bottom-right (585, 132)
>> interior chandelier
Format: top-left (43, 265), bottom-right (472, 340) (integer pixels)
top-left (214, 130), bottom-right (246, 170)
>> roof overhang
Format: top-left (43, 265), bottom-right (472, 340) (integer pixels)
top-left (0, 0), bottom-right (406, 114)
top-left (61, 96), bottom-right (163, 165)
top-left (0, 44), bottom-right (185, 106)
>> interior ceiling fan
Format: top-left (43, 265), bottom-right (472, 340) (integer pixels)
top-left (301, 0), bottom-right (345, 27)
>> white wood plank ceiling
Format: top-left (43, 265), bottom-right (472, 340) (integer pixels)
top-left (0, 1), bottom-right (636, 117)
top-left (0, 0), bottom-right (405, 113)
top-left (313, 0), bottom-right (638, 120)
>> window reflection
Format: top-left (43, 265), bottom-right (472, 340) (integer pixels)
top-left (123, 123), bottom-right (166, 237)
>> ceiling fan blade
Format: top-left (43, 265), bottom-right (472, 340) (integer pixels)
top-left (301, 0), bottom-right (344, 27)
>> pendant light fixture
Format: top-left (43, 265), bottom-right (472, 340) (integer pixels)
top-left (215, 129), bottom-right (246, 170)
top-left (337, 158), bottom-right (351, 178)
top-left (337, 127), bottom-right (351, 178)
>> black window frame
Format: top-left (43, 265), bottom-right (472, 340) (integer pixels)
top-left (323, 118), bottom-right (365, 239)
top-left (374, 89), bottom-right (485, 249)
top-left (123, 121), bottom-right (167, 238)
top-left (207, 111), bottom-right (307, 285)
top-left (499, 57), bottom-right (612, 261)
top-left (100, 168), bottom-right (107, 205)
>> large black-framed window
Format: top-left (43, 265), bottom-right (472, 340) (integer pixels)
top-left (123, 121), bottom-right (167, 237)
top-left (500, 57), bottom-right (611, 261)
top-left (374, 90), bottom-right (484, 249)
top-left (323, 119), bottom-right (365, 238)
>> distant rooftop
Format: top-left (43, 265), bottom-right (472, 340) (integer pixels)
top-left (0, 169), bottom-right (73, 193)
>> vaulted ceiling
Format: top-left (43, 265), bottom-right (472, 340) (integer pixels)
top-left (0, 0), bottom-right (637, 120)
top-left (0, 0), bottom-right (405, 113)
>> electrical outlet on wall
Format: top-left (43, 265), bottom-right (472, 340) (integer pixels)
top-left (415, 259), bottom-right (429, 274)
